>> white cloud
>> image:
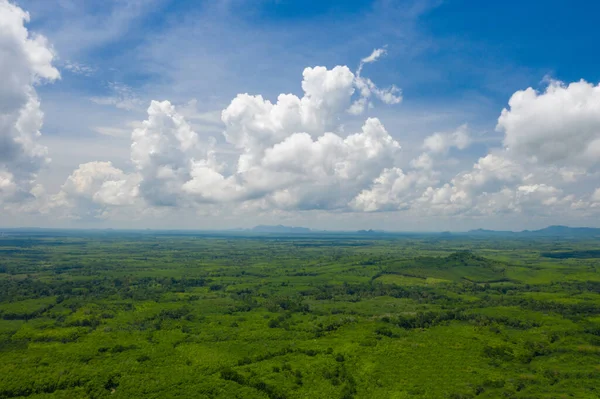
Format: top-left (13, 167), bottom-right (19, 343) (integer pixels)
top-left (347, 97), bottom-right (369, 116)
top-left (0, 0), bottom-right (59, 205)
top-left (131, 100), bottom-right (203, 206)
top-left (497, 79), bottom-right (600, 167)
top-left (592, 188), bottom-right (600, 203)
top-left (183, 116), bottom-right (402, 210)
top-left (409, 153), bottom-right (434, 170)
top-left (46, 161), bottom-right (142, 221)
top-left (48, 66), bottom-right (600, 222)
top-left (90, 82), bottom-right (142, 110)
top-left (222, 65), bottom-right (356, 164)
top-left (60, 161), bottom-right (139, 206)
top-left (360, 48), bottom-right (387, 66)
top-left (453, 153), bottom-right (525, 192)
top-left (557, 167), bottom-right (586, 183)
top-left (4, 0), bottom-right (600, 227)
top-left (423, 124), bottom-right (471, 154)
top-left (405, 124), bottom-right (471, 174)
top-left (349, 47), bottom-right (402, 115)
top-left (351, 168), bottom-right (421, 212)
top-left (516, 184), bottom-right (562, 203)
top-left (177, 99), bottom-right (224, 134)
top-left (416, 184), bottom-right (471, 216)
top-left (411, 152), bottom-right (527, 216)
top-left (0, 170), bottom-right (17, 196)
top-left (410, 147), bottom-right (585, 218)
top-left (256, 118), bottom-right (402, 210)
top-left (63, 60), bottom-right (96, 76)
top-left (52, 58), bottom-right (405, 217)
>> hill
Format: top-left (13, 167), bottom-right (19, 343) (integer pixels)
top-left (382, 251), bottom-right (509, 283)
top-left (467, 225), bottom-right (600, 238)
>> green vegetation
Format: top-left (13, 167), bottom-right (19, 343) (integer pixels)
top-left (0, 232), bottom-right (599, 398)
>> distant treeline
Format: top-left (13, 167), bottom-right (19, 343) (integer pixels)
top-left (541, 250), bottom-right (600, 259)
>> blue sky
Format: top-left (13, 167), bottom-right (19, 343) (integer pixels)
top-left (2, 0), bottom-right (600, 230)
top-left (24, 0), bottom-right (598, 139)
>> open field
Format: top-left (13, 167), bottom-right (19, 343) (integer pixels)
top-left (0, 231), bottom-right (599, 398)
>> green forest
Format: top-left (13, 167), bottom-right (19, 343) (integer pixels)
top-left (0, 231), bottom-right (599, 398)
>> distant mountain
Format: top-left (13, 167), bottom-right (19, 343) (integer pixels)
top-left (524, 225), bottom-right (600, 237)
top-left (356, 229), bottom-right (382, 234)
top-left (467, 225), bottom-right (600, 237)
top-left (251, 225), bottom-right (312, 234)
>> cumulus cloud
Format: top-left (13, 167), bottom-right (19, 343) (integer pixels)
top-left (257, 118), bottom-right (401, 210)
top-left (402, 124), bottom-right (471, 175)
top-left (401, 77), bottom-right (600, 219)
top-left (54, 56), bottom-right (406, 217)
top-left (47, 161), bottom-right (142, 222)
top-left (422, 124), bottom-right (471, 154)
top-left (454, 153), bottom-right (525, 191)
top-left (222, 65), bottom-right (356, 165)
top-left (60, 162), bottom-right (139, 206)
top-left (51, 62), bottom-right (600, 221)
top-left (412, 153), bottom-right (527, 216)
top-left (0, 0), bottom-right (59, 205)
top-left (409, 153), bottom-right (434, 170)
top-left (172, 57), bottom-right (404, 211)
top-left (131, 100), bottom-right (203, 206)
top-left (416, 184), bottom-right (471, 216)
top-left (497, 79), bottom-right (600, 167)
top-left (351, 168), bottom-right (432, 212)
top-left (484, 184), bottom-right (572, 216)
top-left (186, 116), bottom-right (402, 210)
top-left (4, 0), bottom-right (597, 226)
top-left (417, 77), bottom-right (600, 218)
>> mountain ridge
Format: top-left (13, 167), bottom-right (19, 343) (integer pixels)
top-left (467, 225), bottom-right (600, 237)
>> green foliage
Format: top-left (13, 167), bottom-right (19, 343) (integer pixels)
top-left (0, 233), bottom-right (599, 398)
